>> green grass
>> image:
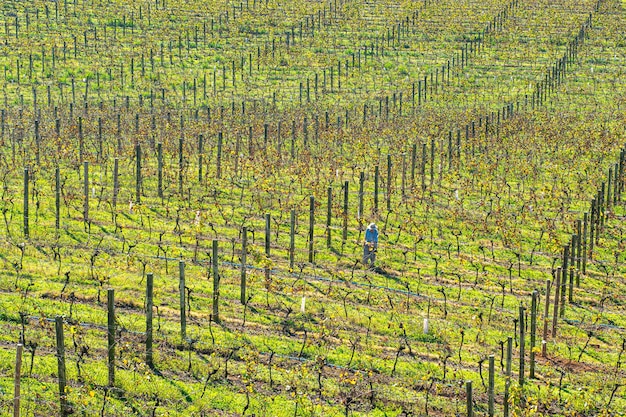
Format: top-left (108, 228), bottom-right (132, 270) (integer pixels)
top-left (0, 0), bottom-right (626, 415)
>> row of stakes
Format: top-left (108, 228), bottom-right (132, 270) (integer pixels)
top-left (8, 247), bottom-right (585, 417)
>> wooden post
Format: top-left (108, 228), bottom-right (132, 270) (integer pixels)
top-left (241, 227), bottom-right (247, 304)
top-left (589, 199), bottom-right (595, 259)
top-left (488, 355), bottom-right (494, 417)
top-left (112, 158), bottom-right (119, 209)
top-left (614, 161), bottom-right (620, 205)
top-left (504, 336), bottom-right (512, 417)
top-left (157, 143), bottom-right (163, 198)
top-left (569, 236), bottom-right (576, 302)
top-left (599, 184), bottom-right (605, 233)
top-left (55, 167), bottom-right (60, 230)
top-left (386, 154), bottom-right (392, 212)
top-left (447, 131), bottom-right (453, 170)
top-left (289, 210), bottom-right (296, 268)
top-left (358, 172), bottom-right (364, 219)
top-left (198, 134), bottom-right (204, 183)
top-left (519, 304), bottom-right (525, 386)
top-left (582, 213), bottom-right (588, 274)
top-left (530, 291), bottom-right (537, 378)
top-left (552, 268), bottom-right (561, 337)
top-left (430, 139), bottom-right (435, 186)
top-left (614, 162), bottom-right (620, 205)
top-left (83, 162), bottom-right (89, 223)
top-left (178, 137), bottom-right (184, 196)
top-left (107, 289), bottom-right (115, 387)
top-left (14, 344), bottom-right (23, 417)
top-left (55, 316), bottom-right (69, 417)
top-left (265, 213), bottom-right (271, 281)
top-left (179, 261), bottom-right (186, 342)
top-left (135, 144), bottom-right (141, 203)
top-left (308, 196), bottom-right (315, 263)
top-left (576, 220), bottom-right (582, 286)
top-left (606, 167), bottom-right (613, 211)
top-left (78, 117), bottom-right (84, 163)
top-left (326, 186), bottom-right (332, 247)
top-left (401, 152), bottom-right (406, 198)
top-left (560, 246), bottom-right (568, 317)
top-left (212, 240), bottom-right (220, 322)
top-left (542, 280), bottom-right (551, 356)
top-left (342, 181), bottom-right (348, 242)
top-left (421, 143), bottom-right (426, 191)
top-left (411, 144), bottom-right (417, 189)
top-left (23, 168), bottom-right (29, 238)
top-left (145, 273), bottom-right (154, 368)
top-left (303, 116), bottom-right (308, 148)
top-left (466, 380), bottom-right (473, 417)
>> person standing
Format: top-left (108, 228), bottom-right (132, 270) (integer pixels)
top-left (363, 223), bottom-right (378, 267)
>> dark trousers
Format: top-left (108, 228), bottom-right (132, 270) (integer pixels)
top-left (363, 242), bottom-right (377, 265)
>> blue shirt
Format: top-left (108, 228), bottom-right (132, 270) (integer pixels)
top-left (365, 227), bottom-right (378, 244)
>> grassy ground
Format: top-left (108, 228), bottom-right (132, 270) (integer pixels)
top-left (0, 0), bottom-right (625, 415)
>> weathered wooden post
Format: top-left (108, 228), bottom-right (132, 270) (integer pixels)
top-left (112, 158), bottom-right (119, 209)
top-left (23, 168), bottom-right (29, 238)
top-left (599, 183), bottom-right (605, 233)
top-left (488, 355), bottom-right (495, 417)
top-left (55, 316), bottom-right (69, 416)
top-left (582, 213), bottom-right (588, 274)
top-left (178, 137), bottom-right (184, 196)
top-left (416, 143), bottom-right (425, 193)
top-left (589, 199), bottom-right (595, 259)
top-left (530, 291), bottom-right (537, 378)
top-left (430, 139), bottom-right (435, 186)
top-left (466, 380), bottom-right (473, 417)
top-left (386, 154), bottom-right (392, 212)
top-left (560, 245), bottom-right (569, 317)
top-left (569, 235), bottom-right (576, 302)
top-left (519, 304), bottom-right (525, 386)
top-left (265, 213), bottom-right (271, 281)
top-left (241, 227), bottom-right (248, 304)
top-left (576, 220), bottom-right (582, 286)
top-left (308, 196), bottom-right (315, 262)
top-left (14, 343), bottom-right (23, 417)
top-left (342, 181), bottom-right (348, 242)
top-left (358, 172), bottom-right (364, 219)
top-left (55, 167), bottom-right (61, 230)
top-left (107, 289), bottom-right (115, 387)
top-left (135, 144), bottom-right (141, 203)
top-left (198, 134), bottom-right (204, 183)
top-left (157, 143), bottom-right (163, 198)
top-left (326, 187), bottom-right (332, 247)
top-left (504, 336), bottom-right (512, 417)
top-left (411, 143), bottom-right (417, 189)
top-left (146, 273), bottom-right (154, 368)
top-left (552, 268), bottom-right (561, 337)
top-left (542, 279), bottom-right (551, 357)
top-left (83, 161), bottom-right (89, 224)
top-left (212, 240), bottom-right (220, 322)
top-left (289, 209), bottom-right (296, 268)
top-left (179, 261), bottom-right (186, 342)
